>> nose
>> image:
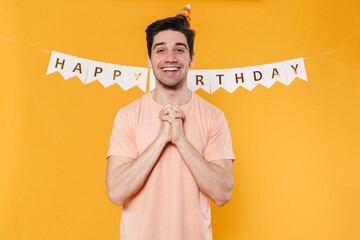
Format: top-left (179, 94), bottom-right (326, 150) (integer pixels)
top-left (164, 51), bottom-right (178, 63)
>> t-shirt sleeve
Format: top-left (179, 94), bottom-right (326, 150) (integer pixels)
top-left (203, 112), bottom-right (235, 162)
top-left (106, 110), bottom-right (138, 160)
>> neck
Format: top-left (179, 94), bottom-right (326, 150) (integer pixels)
top-left (151, 82), bottom-right (192, 106)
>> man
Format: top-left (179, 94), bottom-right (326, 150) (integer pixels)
top-left (106, 14), bottom-right (235, 240)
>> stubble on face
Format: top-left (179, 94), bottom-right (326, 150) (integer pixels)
top-left (157, 72), bottom-right (185, 90)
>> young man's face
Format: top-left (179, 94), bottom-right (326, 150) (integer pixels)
top-left (148, 30), bottom-right (195, 89)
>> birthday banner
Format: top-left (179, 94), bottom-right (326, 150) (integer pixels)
top-left (47, 51), bottom-right (307, 93)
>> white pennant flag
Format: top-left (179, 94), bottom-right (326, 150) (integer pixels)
top-left (46, 51), bottom-right (89, 84)
top-left (209, 70), bottom-right (225, 93)
top-left (282, 58), bottom-right (307, 85)
top-left (269, 62), bottom-right (288, 86)
top-left (187, 70), bottom-right (211, 93)
top-left (119, 66), bottom-right (148, 92)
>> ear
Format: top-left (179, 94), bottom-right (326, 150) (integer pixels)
top-left (148, 57), bottom-right (152, 68)
top-left (189, 52), bottom-right (195, 68)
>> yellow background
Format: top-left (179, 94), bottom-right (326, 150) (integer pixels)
top-left (1, 0), bottom-right (359, 239)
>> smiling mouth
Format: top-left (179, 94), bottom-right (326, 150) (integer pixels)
top-left (161, 67), bottom-right (180, 72)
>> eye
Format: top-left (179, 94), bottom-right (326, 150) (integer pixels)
top-left (176, 48), bottom-right (185, 53)
top-left (156, 49), bottom-right (165, 53)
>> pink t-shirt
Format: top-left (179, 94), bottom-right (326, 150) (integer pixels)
top-left (107, 92), bottom-right (235, 240)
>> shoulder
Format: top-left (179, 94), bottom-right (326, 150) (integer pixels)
top-left (114, 93), bottom-right (149, 123)
top-left (116, 93), bottom-right (149, 116)
top-left (192, 93), bottom-right (224, 119)
top-left (191, 93), bottom-right (231, 138)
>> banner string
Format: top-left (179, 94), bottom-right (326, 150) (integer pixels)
top-left (304, 50), bottom-right (339, 60)
top-left (0, 36), bottom-right (51, 53)
top-left (1, 35), bottom-right (337, 62)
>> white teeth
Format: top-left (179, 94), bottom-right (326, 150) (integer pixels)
top-left (162, 67), bottom-right (179, 71)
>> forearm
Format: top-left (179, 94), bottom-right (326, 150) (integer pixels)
top-left (107, 136), bottom-right (168, 205)
top-left (174, 138), bottom-right (234, 206)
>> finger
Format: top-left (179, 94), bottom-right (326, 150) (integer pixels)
top-left (172, 105), bottom-right (185, 119)
top-left (159, 104), bottom-right (173, 117)
top-left (160, 114), bottom-right (170, 121)
top-left (166, 114), bottom-right (183, 125)
top-left (170, 111), bottom-right (182, 119)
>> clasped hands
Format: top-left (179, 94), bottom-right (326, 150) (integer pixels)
top-left (158, 104), bottom-right (185, 145)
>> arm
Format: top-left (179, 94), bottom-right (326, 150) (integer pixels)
top-left (106, 109), bottom-right (171, 206)
top-left (163, 106), bottom-right (234, 206)
top-left (175, 139), bottom-right (234, 207)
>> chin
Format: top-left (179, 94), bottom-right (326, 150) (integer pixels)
top-left (158, 79), bottom-right (183, 89)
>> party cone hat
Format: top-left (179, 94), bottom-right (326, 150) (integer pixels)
top-left (176, 3), bottom-right (191, 28)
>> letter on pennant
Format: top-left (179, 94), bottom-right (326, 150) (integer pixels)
top-left (113, 70), bottom-right (121, 80)
top-left (216, 74), bottom-right (224, 85)
top-left (272, 68), bottom-right (280, 79)
top-left (253, 71), bottom-right (262, 81)
top-left (196, 75), bottom-right (204, 85)
top-left (235, 73), bottom-right (244, 83)
top-left (73, 63), bottom-right (82, 74)
top-left (94, 67), bottom-right (103, 77)
top-left (55, 58), bottom-right (65, 69)
top-left (134, 72), bottom-right (142, 82)
top-left (291, 64), bottom-right (299, 74)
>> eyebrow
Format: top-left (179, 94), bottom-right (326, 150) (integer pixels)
top-left (152, 42), bottom-right (189, 50)
top-left (175, 43), bottom-right (188, 49)
top-left (152, 42), bottom-right (165, 50)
